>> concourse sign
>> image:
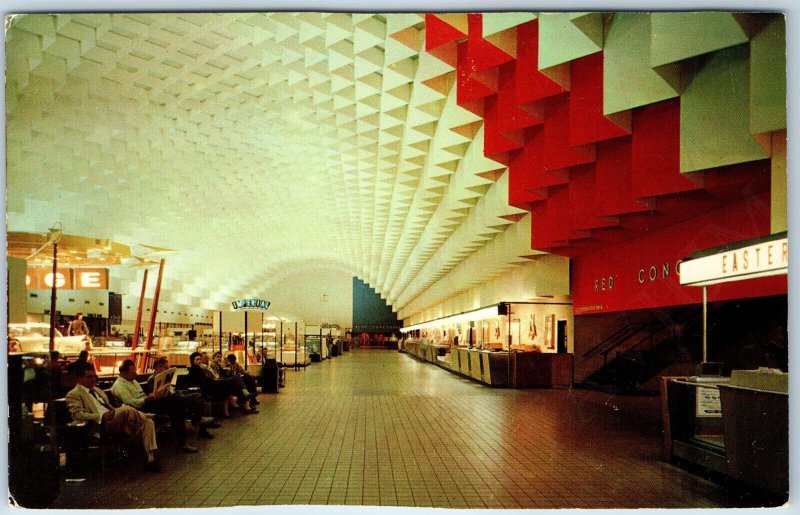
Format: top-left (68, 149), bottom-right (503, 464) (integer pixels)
top-left (227, 298), bottom-right (271, 372)
top-left (231, 298), bottom-right (271, 311)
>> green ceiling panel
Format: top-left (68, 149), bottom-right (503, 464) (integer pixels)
top-left (651, 12), bottom-right (749, 67)
top-left (569, 12), bottom-right (604, 49)
top-left (604, 12), bottom-right (678, 115)
top-left (749, 16), bottom-right (786, 135)
top-left (482, 12), bottom-right (537, 38)
top-left (538, 12), bottom-right (601, 70)
top-left (680, 44), bottom-right (768, 172)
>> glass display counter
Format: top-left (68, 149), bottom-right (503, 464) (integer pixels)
top-left (149, 339), bottom-right (203, 368)
top-left (663, 370), bottom-right (788, 498)
top-left (400, 301), bottom-right (574, 388)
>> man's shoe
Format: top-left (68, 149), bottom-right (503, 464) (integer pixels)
top-left (144, 461), bottom-right (161, 473)
top-left (244, 408), bottom-right (259, 415)
top-left (197, 417), bottom-right (221, 428)
top-left (178, 444), bottom-right (199, 453)
top-left (198, 428), bottom-right (214, 439)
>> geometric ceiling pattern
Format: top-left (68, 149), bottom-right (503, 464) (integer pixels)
top-left (6, 12), bottom-right (786, 322)
top-left (5, 13), bottom-right (532, 319)
top-left (426, 12), bottom-right (786, 257)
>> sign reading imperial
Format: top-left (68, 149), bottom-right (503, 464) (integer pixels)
top-left (231, 298), bottom-right (271, 311)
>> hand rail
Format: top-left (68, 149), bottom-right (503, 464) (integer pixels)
top-left (583, 306), bottom-right (701, 361)
top-left (582, 323), bottom-right (649, 359)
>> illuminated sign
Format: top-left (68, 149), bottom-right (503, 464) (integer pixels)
top-left (572, 195), bottom-right (787, 314)
top-left (680, 237), bottom-right (788, 287)
top-left (26, 268), bottom-right (109, 290)
top-left (231, 298), bottom-right (271, 311)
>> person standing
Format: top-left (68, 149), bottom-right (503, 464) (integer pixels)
top-left (67, 313), bottom-right (90, 337)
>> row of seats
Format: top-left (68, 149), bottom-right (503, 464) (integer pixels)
top-left (46, 365), bottom-right (265, 477)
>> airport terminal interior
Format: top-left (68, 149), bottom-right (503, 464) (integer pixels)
top-left (5, 11), bottom-right (790, 510)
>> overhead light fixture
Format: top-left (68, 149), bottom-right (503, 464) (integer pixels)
top-left (400, 304), bottom-right (502, 333)
top-left (26, 222), bottom-right (64, 260)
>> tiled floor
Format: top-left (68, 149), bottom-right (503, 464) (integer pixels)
top-left (50, 349), bottom-right (754, 509)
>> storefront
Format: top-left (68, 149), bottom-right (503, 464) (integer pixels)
top-left (570, 193), bottom-right (788, 389)
top-left (661, 233), bottom-right (788, 497)
top-left (400, 301), bottom-right (574, 387)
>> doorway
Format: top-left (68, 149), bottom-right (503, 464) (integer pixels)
top-left (556, 320), bottom-right (567, 353)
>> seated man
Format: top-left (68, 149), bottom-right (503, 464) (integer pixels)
top-left (225, 353), bottom-right (259, 405)
top-left (48, 350), bottom-right (72, 398)
top-left (66, 350), bottom-right (99, 375)
top-left (111, 359), bottom-right (210, 453)
top-left (207, 352), bottom-right (257, 410)
top-left (65, 362), bottom-right (161, 472)
top-left (187, 352), bottom-right (257, 415)
top-left (145, 357), bottom-right (221, 430)
top-left (209, 351), bottom-right (232, 378)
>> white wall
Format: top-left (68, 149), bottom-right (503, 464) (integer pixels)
top-left (26, 289), bottom-right (215, 325)
top-left (8, 257), bottom-right (28, 324)
top-left (405, 256), bottom-right (570, 324)
top-left (263, 268), bottom-right (353, 327)
top-left (21, 266), bottom-right (352, 328)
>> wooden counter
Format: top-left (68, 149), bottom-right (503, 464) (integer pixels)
top-left (401, 342), bottom-right (572, 388)
top-left (663, 375), bottom-right (788, 499)
top-left (511, 352), bottom-right (573, 388)
top-left (718, 383), bottom-right (788, 496)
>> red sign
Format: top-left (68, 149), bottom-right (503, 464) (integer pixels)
top-left (26, 268), bottom-right (109, 290)
top-left (572, 191), bottom-right (787, 314)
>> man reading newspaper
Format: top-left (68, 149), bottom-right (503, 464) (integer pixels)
top-left (112, 359), bottom-right (217, 453)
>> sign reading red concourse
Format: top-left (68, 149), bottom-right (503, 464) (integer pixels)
top-left (571, 192), bottom-right (787, 314)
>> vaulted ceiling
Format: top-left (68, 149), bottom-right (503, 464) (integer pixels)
top-left (6, 13), bottom-right (536, 321)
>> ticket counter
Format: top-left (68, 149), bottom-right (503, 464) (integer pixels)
top-left (663, 370), bottom-right (788, 497)
top-left (403, 342), bottom-right (573, 388)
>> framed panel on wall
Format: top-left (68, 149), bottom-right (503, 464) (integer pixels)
top-left (544, 314), bottom-right (555, 350)
top-left (527, 313), bottom-right (537, 343)
top-left (511, 318), bottom-right (521, 346)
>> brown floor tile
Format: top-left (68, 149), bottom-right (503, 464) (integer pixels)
top-left (46, 350), bottom-right (765, 509)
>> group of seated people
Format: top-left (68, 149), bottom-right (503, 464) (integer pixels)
top-left (62, 350), bottom-right (261, 473)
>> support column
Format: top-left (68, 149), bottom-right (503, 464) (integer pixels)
top-left (48, 241), bottom-right (58, 352)
top-left (131, 269), bottom-right (148, 350)
top-left (144, 259), bottom-right (165, 373)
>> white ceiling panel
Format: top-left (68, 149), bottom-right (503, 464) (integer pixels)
top-left (6, 13), bottom-right (538, 321)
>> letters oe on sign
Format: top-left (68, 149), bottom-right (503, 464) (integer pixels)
top-left (26, 268), bottom-right (109, 290)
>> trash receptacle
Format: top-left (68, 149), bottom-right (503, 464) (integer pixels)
top-left (261, 358), bottom-right (279, 393)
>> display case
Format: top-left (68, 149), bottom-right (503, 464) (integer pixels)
top-left (401, 301), bottom-right (574, 388)
top-left (662, 370), bottom-right (788, 497)
top-left (270, 320), bottom-right (309, 367)
top-left (7, 322), bottom-right (89, 354)
top-left (151, 337), bottom-right (203, 368)
top-left (305, 335), bottom-right (322, 358)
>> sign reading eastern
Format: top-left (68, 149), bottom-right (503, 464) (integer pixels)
top-left (680, 237), bottom-right (788, 287)
top-left (231, 298), bottom-right (271, 311)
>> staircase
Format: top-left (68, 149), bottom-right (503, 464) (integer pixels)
top-left (579, 308), bottom-right (701, 394)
